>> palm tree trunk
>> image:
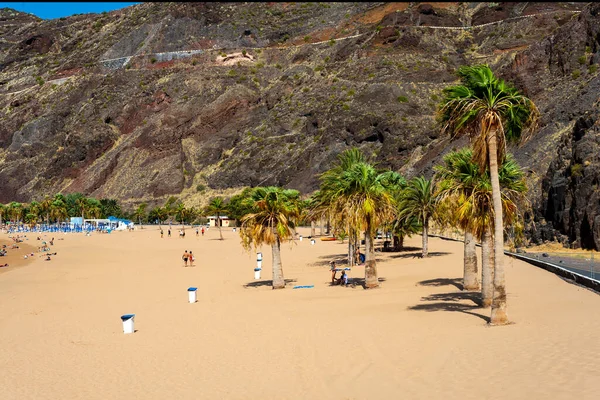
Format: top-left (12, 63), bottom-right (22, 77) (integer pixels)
top-left (364, 222), bottom-right (379, 288)
top-left (481, 226), bottom-right (494, 307)
top-left (488, 130), bottom-right (508, 325)
top-left (271, 235), bottom-right (285, 289)
top-left (463, 231), bottom-right (480, 291)
top-left (218, 215), bottom-right (223, 240)
top-left (310, 220), bottom-right (315, 237)
top-left (319, 219), bottom-right (324, 236)
top-left (421, 215), bottom-right (429, 258)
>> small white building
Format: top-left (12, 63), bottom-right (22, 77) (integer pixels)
top-left (207, 215), bottom-right (230, 227)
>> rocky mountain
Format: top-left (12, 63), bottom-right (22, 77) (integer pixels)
top-left (1, 2), bottom-right (599, 248)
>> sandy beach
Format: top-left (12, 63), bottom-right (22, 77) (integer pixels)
top-left (0, 226), bottom-right (598, 400)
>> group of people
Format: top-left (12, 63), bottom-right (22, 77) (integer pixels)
top-left (329, 261), bottom-right (349, 286)
top-left (160, 226), bottom-right (205, 238)
top-left (182, 250), bottom-right (195, 267)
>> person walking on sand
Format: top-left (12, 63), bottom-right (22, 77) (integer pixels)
top-left (168, 228), bottom-right (171, 237)
top-left (189, 250), bottom-right (195, 266)
top-left (160, 229), bottom-right (164, 238)
top-left (182, 250), bottom-right (189, 267)
top-left (201, 227), bottom-right (205, 236)
top-left (196, 228), bottom-right (199, 237)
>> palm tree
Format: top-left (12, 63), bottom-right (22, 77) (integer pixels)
top-left (27, 201), bottom-right (41, 227)
top-left (39, 195), bottom-right (53, 225)
top-left (0, 203), bottom-right (5, 227)
top-left (391, 213), bottom-right (421, 251)
top-left (205, 197), bottom-right (227, 240)
top-left (240, 186), bottom-right (300, 289)
top-left (76, 197), bottom-right (88, 220)
top-left (50, 198), bottom-right (68, 224)
top-left (8, 202), bottom-right (23, 225)
top-left (398, 177), bottom-right (437, 258)
top-left (436, 148), bottom-right (528, 306)
top-left (87, 198), bottom-right (102, 219)
top-left (435, 149), bottom-right (482, 291)
top-left (313, 148), bottom-right (372, 268)
top-left (323, 160), bottom-right (398, 288)
top-left (134, 202), bottom-right (148, 227)
top-left (439, 65), bottom-right (539, 325)
top-left (100, 198), bottom-right (122, 218)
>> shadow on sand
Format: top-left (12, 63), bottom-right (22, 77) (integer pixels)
top-left (408, 279), bottom-right (489, 323)
top-left (243, 279), bottom-right (297, 288)
top-left (390, 251), bottom-right (451, 259)
top-left (343, 276), bottom-right (387, 289)
top-left (379, 246), bottom-right (421, 253)
top-left (417, 277), bottom-right (463, 291)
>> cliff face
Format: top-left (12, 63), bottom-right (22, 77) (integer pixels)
top-left (0, 2), bottom-right (599, 247)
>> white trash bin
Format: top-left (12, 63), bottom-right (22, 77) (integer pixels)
top-left (257, 252), bottom-right (262, 262)
top-left (121, 314), bottom-right (135, 334)
top-left (299, 235), bottom-right (303, 241)
top-left (188, 287), bottom-right (197, 303)
top-left (311, 239), bottom-right (316, 245)
top-left (254, 268), bottom-right (261, 280)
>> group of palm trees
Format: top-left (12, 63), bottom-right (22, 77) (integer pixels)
top-left (1, 64), bottom-right (538, 326)
top-left (0, 194), bottom-right (122, 227)
top-left (236, 65), bottom-right (539, 326)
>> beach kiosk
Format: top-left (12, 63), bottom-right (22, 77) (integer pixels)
top-left (207, 216), bottom-right (230, 227)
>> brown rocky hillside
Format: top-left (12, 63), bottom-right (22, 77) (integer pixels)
top-left (1, 2), bottom-right (599, 248)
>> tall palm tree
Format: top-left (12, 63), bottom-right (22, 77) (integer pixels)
top-left (39, 195), bottom-right (53, 225)
top-left (0, 203), bottom-right (5, 227)
top-left (205, 197), bottom-right (227, 240)
top-left (240, 186), bottom-right (300, 289)
top-left (435, 149), bottom-right (482, 291)
top-left (436, 148), bottom-right (528, 306)
top-left (438, 65), bottom-right (539, 324)
top-left (398, 177), bottom-right (437, 258)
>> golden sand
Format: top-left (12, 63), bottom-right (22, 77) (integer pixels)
top-left (0, 226), bottom-right (598, 399)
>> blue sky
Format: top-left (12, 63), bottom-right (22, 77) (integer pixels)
top-left (0, 2), bottom-right (140, 20)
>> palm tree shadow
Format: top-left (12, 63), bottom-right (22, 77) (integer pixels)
top-left (408, 290), bottom-right (488, 322)
top-left (243, 279), bottom-right (297, 288)
top-left (311, 254), bottom-right (349, 267)
top-left (349, 277), bottom-right (386, 289)
top-left (380, 246), bottom-right (421, 253)
top-left (418, 277), bottom-right (463, 291)
top-left (408, 302), bottom-right (490, 323)
top-left (390, 251), bottom-right (450, 259)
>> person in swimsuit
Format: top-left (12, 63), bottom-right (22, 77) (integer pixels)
top-left (168, 228), bottom-right (171, 237)
top-left (189, 250), bottom-right (194, 266)
top-left (201, 227), bottom-right (205, 236)
top-left (182, 250), bottom-right (189, 267)
top-left (160, 229), bottom-right (164, 238)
